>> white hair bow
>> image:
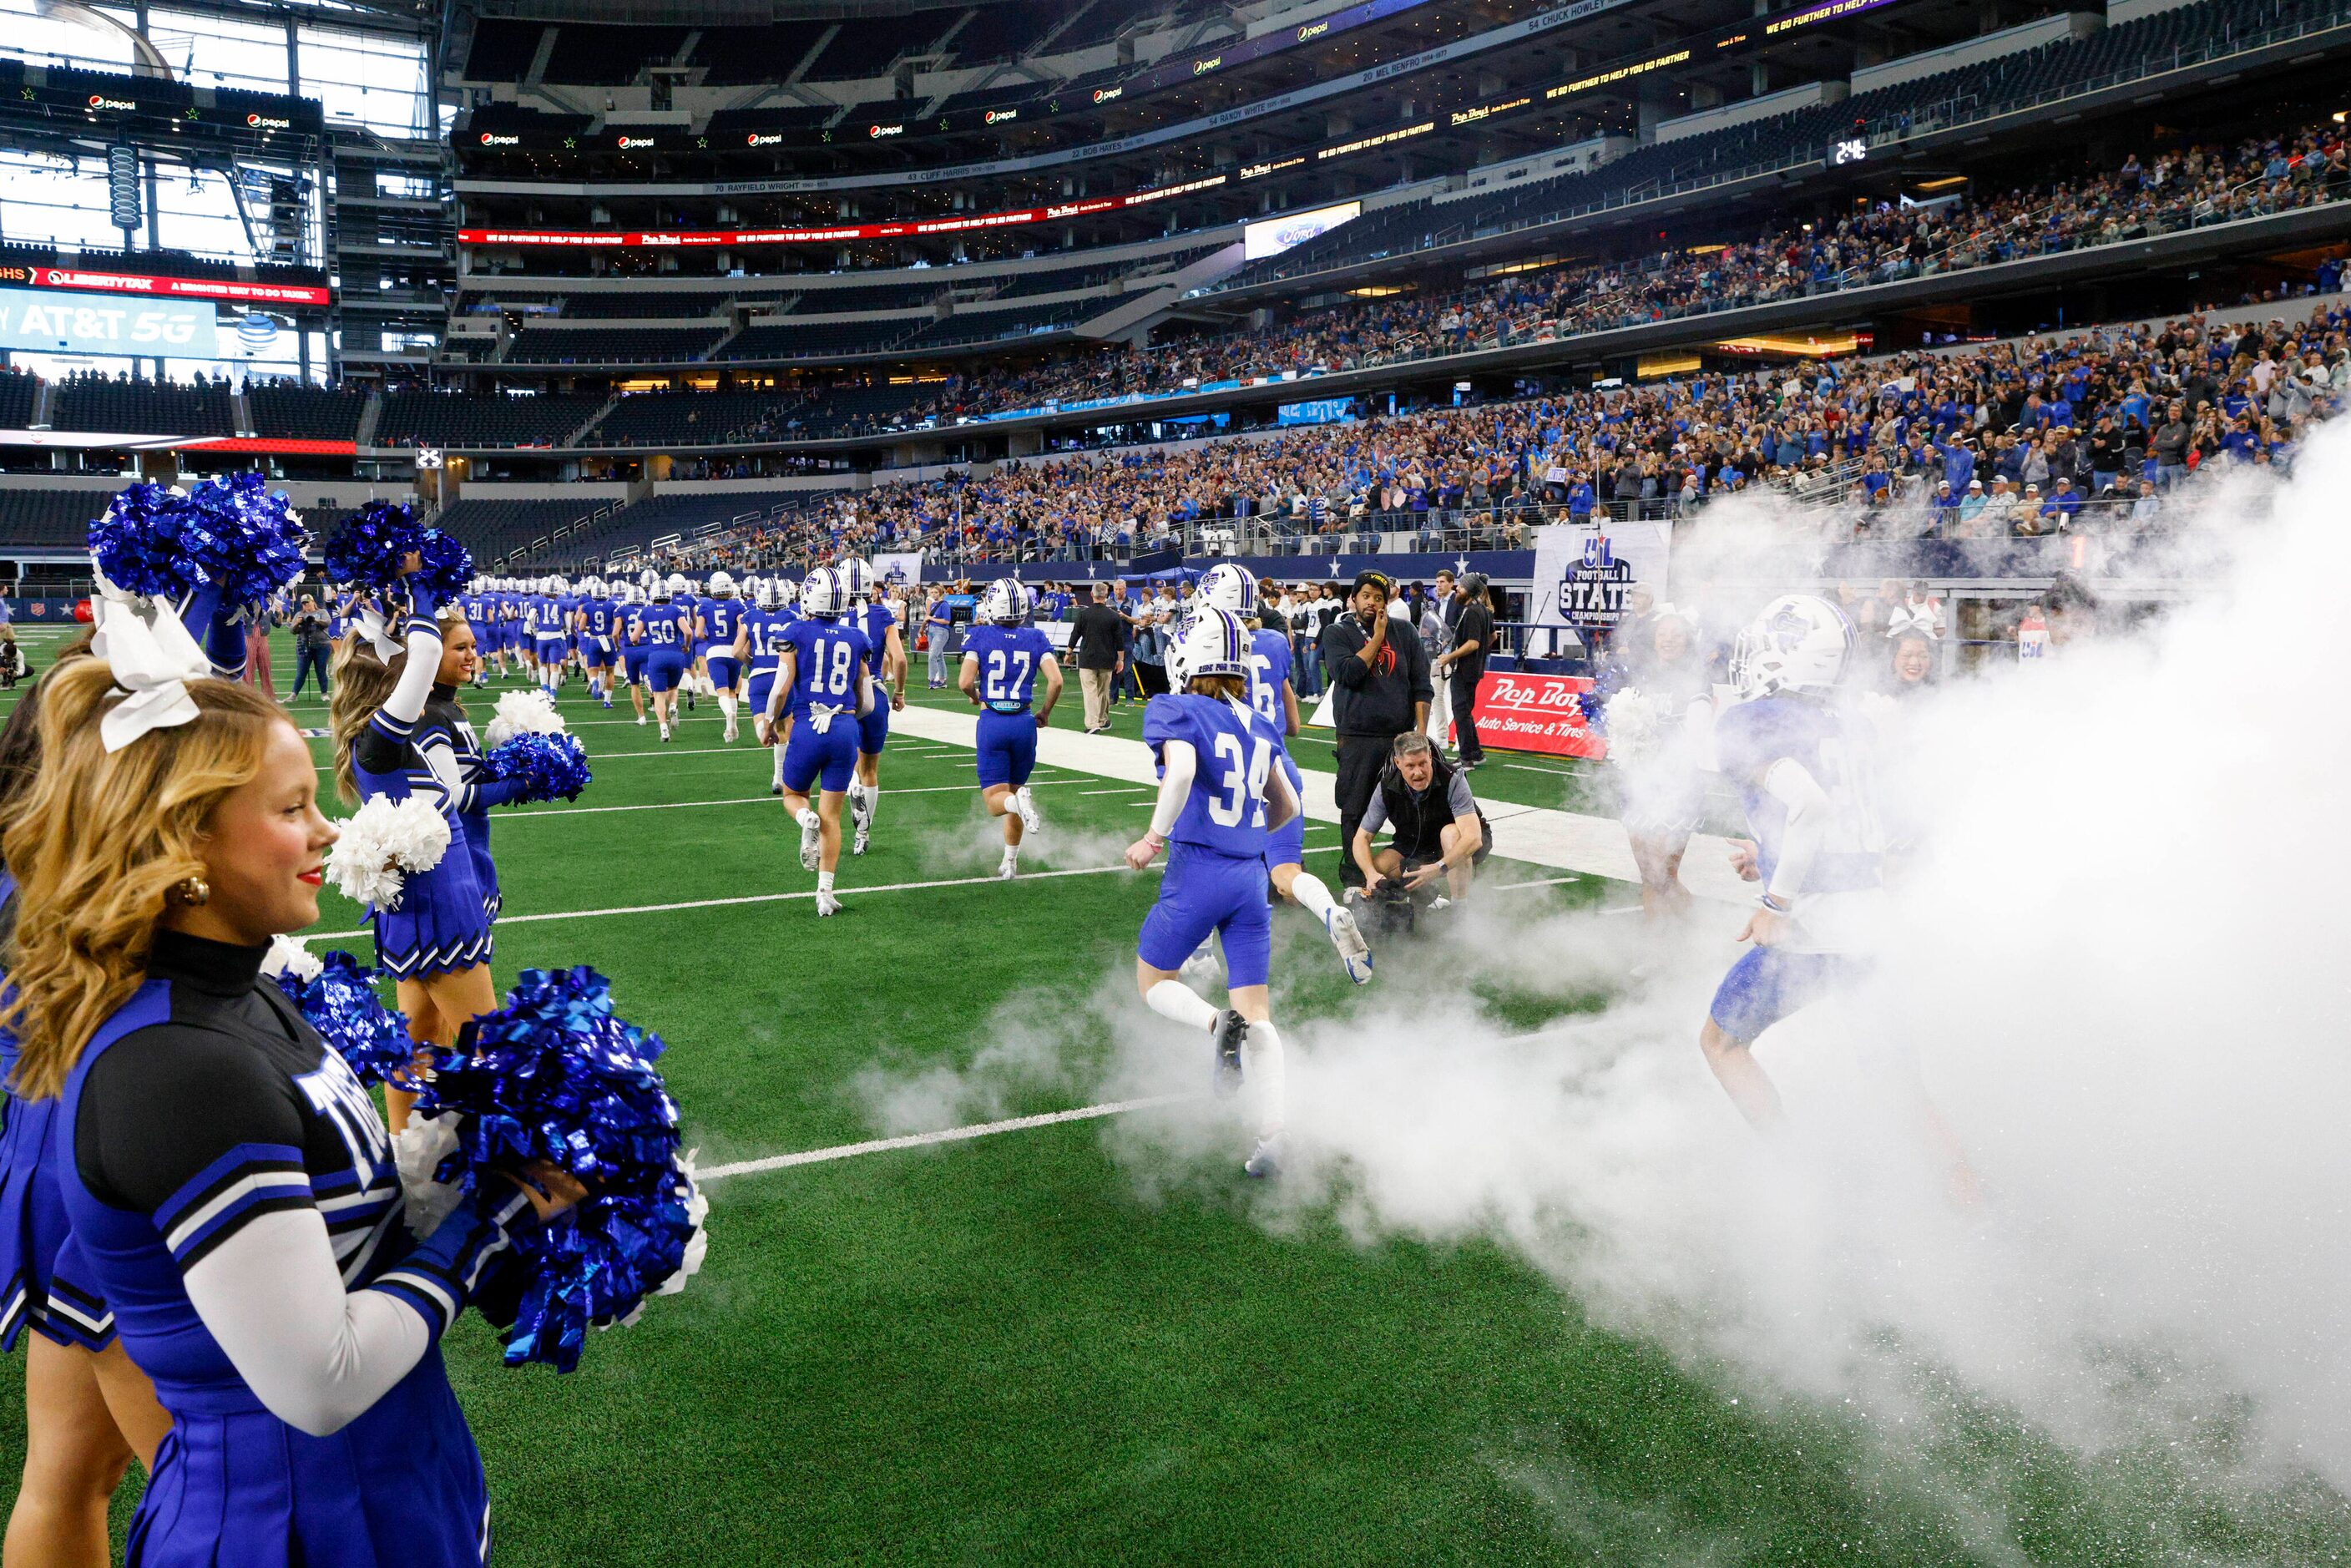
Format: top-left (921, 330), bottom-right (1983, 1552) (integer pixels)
top-left (1887, 604), bottom-right (1939, 640)
top-left (355, 604), bottom-right (403, 662)
top-left (88, 575), bottom-right (215, 754)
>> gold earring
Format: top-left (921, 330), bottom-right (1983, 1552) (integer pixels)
top-left (168, 875), bottom-right (210, 908)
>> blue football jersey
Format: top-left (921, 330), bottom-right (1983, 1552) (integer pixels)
top-left (584, 597), bottom-right (614, 638)
top-left (1245, 626), bottom-right (1294, 729)
top-left (855, 601), bottom-right (897, 679)
top-left (675, 594), bottom-right (703, 641)
top-left (702, 598), bottom-right (743, 646)
top-left (621, 603), bottom-right (647, 644)
top-left (1144, 692), bottom-right (1289, 856)
top-left (639, 603), bottom-right (688, 649)
top-left (744, 608), bottom-right (790, 670)
top-left (781, 618), bottom-right (873, 717)
top-left (1711, 695), bottom-right (1883, 895)
top-left (963, 624), bottom-right (1054, 711)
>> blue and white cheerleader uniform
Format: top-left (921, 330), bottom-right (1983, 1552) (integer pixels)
top-left (853, 598), bottom-right (897, 758)
top-left (1137, 693), bottom-right (1292, 989)
top-left (58, 928), bottom-right (533, 1565)
top-left (777, 615), bottom-right (872, 794)
top-left (351, 590), bottom-right (493, 979)
top-left (962, 622), bottom-right (1054, 789)
top-left (1, 873), bottom-right (118, 1353)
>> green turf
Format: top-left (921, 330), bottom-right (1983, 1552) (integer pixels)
top-left (3, 629), bottom-right (2347, 1565)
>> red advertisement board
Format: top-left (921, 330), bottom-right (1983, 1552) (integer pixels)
top-left (31, 267), bottom-right (330, 308)
top-left (1464, 670), bottom-right (1606, 760)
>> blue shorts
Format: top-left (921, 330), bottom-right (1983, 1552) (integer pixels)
top-left (782, 716), bottom-right (859, 794)
top-left (645, 650), bottom-right (687, 693)
top-left (1708, 946), bottom-right (1863, 1043)
top-left (1263, 756), bottom-right (1306, 869)
top-left (706, 655), bottom-right (741, 689)
top-left (624, 649), bottom-right (649, 684)
top-left (583, 635), bottom-right (614, 669)
top-left (745, 670), bottom-right (776, 721)
top-left (1138, 843), bottom-right (1272, 988)
top-left (535, 635), bottom-right (567, 664)
top-left (857, 699), bottom-right (889, 756)
top-left (974, 709), bottom-right (1037, 789)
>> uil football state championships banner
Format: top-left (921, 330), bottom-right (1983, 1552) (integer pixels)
top-left (1461, 522), bottom-right (1673, 757)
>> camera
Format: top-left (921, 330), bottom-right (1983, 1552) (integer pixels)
top-left (1367, 877), bottom-right (1421, 938)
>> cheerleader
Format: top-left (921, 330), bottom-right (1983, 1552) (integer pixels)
top-left (737, 579), bottom-right (791, 796)
top-left (758, 567), bottom-right (872, 918)
top-left (0, 642), bottom-right (171, 1568)
top-left (3, 650), bottom-right (574, 1566)
top-left (957, 578), bottom-right (1061, 879)
top-left (697, 571), bottom-right (746, 742)
top-left (637, 579), bottom-right (693, 741)
top-left (327, 571), bottom-right (495, 1130)
top-left (1125, 609), bottom-right (1301, 1177)
top-left (619, 584), bottom-right (652, 727)
top-left (837, 559), bottom-right (905, 857)
top-left (1198, 564), bottom-right (1371, 984)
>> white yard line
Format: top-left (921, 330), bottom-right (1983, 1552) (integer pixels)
top-left (698, 1095), bottom-right (1196, 1182)
top-left (485, 777), bottom-right (1099, 819)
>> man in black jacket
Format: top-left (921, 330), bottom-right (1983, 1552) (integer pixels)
top-left (1431, 574), bottom-right (1493, 768)
top-left (1067, 583), bottom-right (1129, 733)
top-left (1319, 570), bottom-right (1431, 890)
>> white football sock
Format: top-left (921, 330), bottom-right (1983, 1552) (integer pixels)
top-left (859, 784), bottom-right (878, 829)
top-left (796, 807), bottom-right (820, 832)
top-left (1244, 1019), bottom-right (1286, 1141)
top-left (1289, 872), bottom-right (1339, 926)
top-left (817, 870), bottom-right (835, 893)
top-left (1144, 979), bottom-right (1221, 1034)
top-left (719, 693), bottom-right (738, 726)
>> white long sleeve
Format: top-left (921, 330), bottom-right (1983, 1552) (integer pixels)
top-left (1762, 756), bottom-right (1830, 906)
top-left (1150, 740), bottom-right (1198, 838)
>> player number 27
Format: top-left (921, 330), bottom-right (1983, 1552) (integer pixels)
top-left (1208, 733), bottom-right (1272, 829)
top-left (985, 649), bottom-right (1032, 702)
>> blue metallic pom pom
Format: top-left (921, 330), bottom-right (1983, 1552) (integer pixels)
top-left (88, 476), bottom-right (310, 607)
top-left (414, 967), bottom-right (698, 1373)
top-left (415, 529), bottom-right (475, 602)
top-left (482, 733), bottom-right (592, 804)
top-left (273, 949), bottom-right (419, 1090)
top-left (321, 499), bottom-right (421, 590)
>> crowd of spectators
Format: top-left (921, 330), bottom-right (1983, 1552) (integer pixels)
top-left (841, 120), bottom-right (2351, 434)
top-left (636, 296), bottom-right (2348, 572)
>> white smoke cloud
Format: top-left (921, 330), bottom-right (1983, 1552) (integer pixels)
top-left (856, 424), bottom-right (2351, 1544)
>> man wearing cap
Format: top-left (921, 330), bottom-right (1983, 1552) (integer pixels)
top-left (1321, 570), bottom-right (1433, 891)
top-left (1431, 573), bottom-right (1494, 769)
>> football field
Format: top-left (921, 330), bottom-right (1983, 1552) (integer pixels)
top-left (3, 623), bottom-right (2346, 1565)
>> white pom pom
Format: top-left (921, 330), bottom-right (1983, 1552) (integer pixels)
top-left (653, 1150), bottom-right (710, 1299)
top-left (261, 933), bottom-right (321, 983)
top-left (327, 795), bottom-right (450, 910)
top-left (394, 1110), bottom-right (466, 1240)
top-left (484, 689), bottom-right (568, 749)
top-left (1601, 687), bottom-right (1662, 766)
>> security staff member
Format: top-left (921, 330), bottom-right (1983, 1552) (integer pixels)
top-left (1319, 570), bottom-right (1432, 890)
top-left (1352, 731), bottom-right (1490, 903)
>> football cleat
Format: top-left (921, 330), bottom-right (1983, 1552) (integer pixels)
top-left (1180, 941), bottom-right (1219, 984)
top-left (723, 719), bottom-right (739, 743)
top-left (799, 817), bottom-right (822, 872)
top-left (997, 852), bottom-right (1019, 881)
top-left (636, 714), bottom-right (648, 726)
top-left (1326, 906), bottom-right (1373, 985)
top-left (1244, 1136), bottom-right (1283, 1180)
top-left (659, 723), bottom-right (671, 742)
top-left (1014, 786), bottom-right (1042, 835)
top-left (815, 890), bottom-right (842, 917)
top-left (852, 821), bottom-right (871, 856)
top-left (1211, 1010), bottom-right (1247, 1098)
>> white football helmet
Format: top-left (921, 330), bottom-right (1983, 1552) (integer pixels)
top-left (640, 568), bottom-right (660, 590)
top-left (1174, 605), bottom-right (1250, 682)
top-left (709, 570), bottom-right (736, 596)
top-left (753, 578), bottom-right (780, 610)
top-left (801, 566), bottom-right (845, 619)
top-left (665, 573), bottom-right (690, 596)
top-left (837, 557), bottom-right (873, 602)
top-left (650, 577), bottom-right (672, 603)
top-left (1730, 594), bottom-right (1857, 701)
top-left (981, 577), bottom-right (1032, 625)
top-left (1198, 562), bottom-right (1258, 617)
top-left (778, 577), bottom-right (801, 607)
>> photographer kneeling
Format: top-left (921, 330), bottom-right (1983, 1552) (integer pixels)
top-left (1351, 731), bottom-right (1491, 909)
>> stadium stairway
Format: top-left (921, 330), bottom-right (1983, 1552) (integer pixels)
top-left (1074, 241), bottom-right (1247, 343)
top-left (888, 704), bottom-right (1755, 904)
